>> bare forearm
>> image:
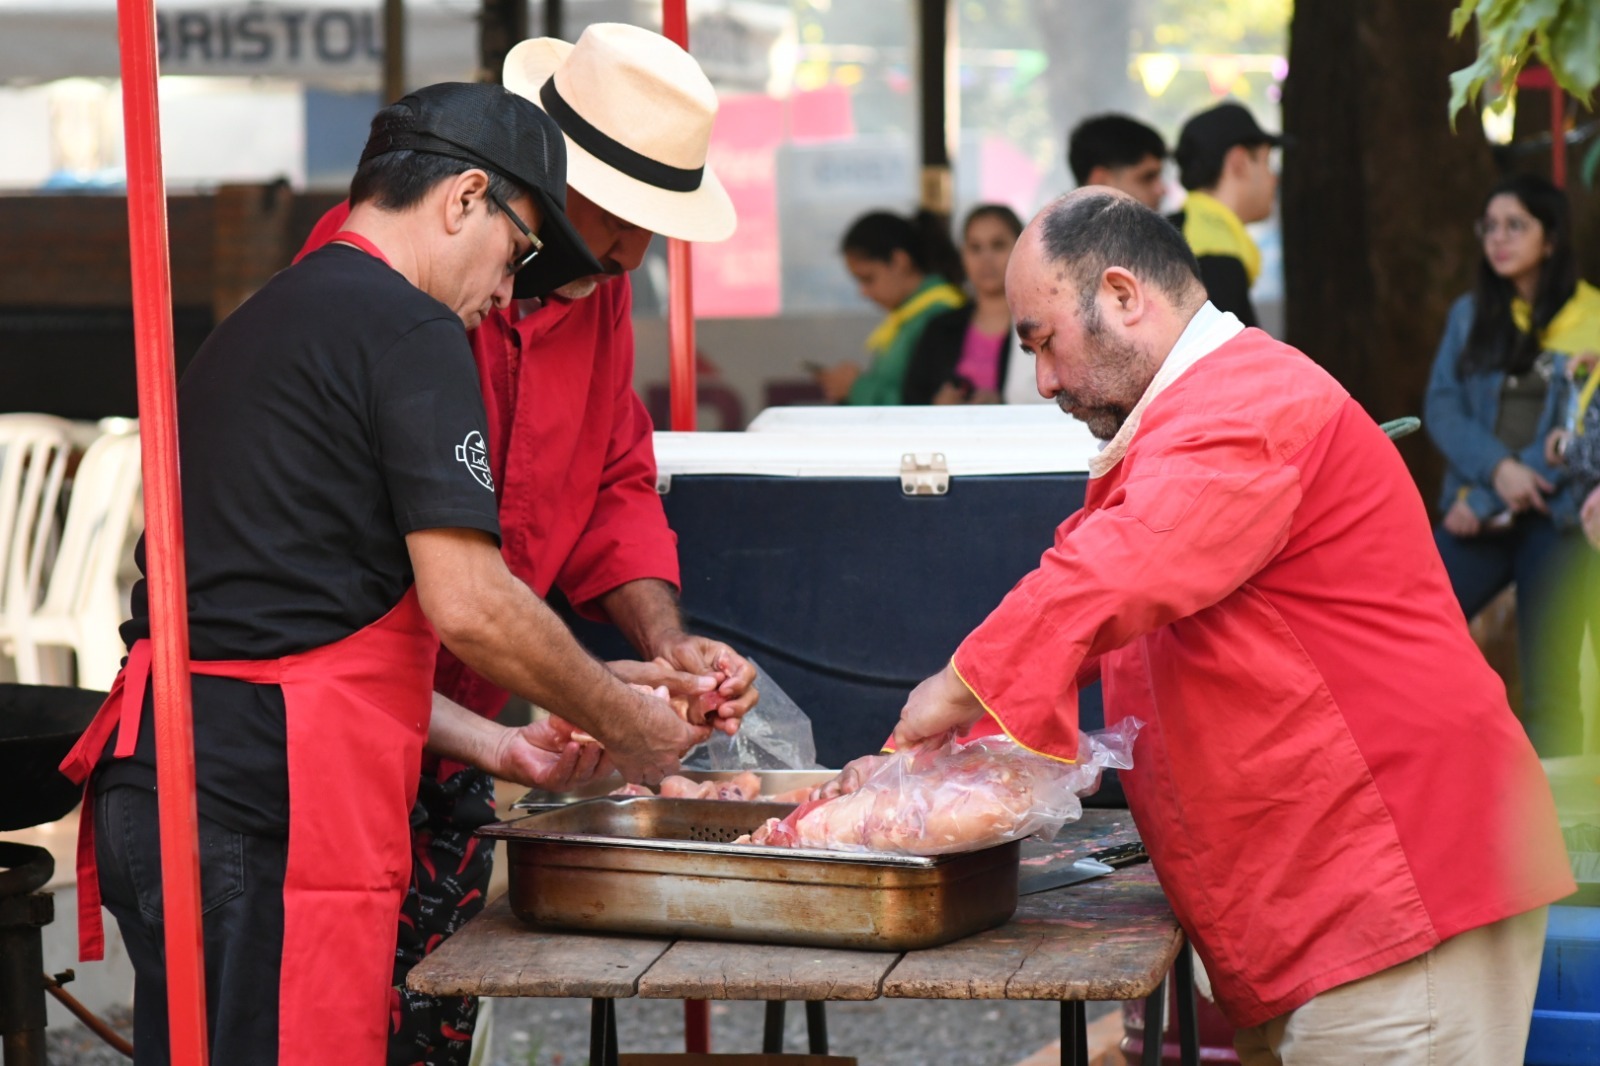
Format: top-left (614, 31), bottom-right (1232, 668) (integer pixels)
top-left (596, 578), bottom-right (684, 658)
top-left (433, 569), bottom-right (629, 737)
top-left (424, 691), bottom-right (502, 768)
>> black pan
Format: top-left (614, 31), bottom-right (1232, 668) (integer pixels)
top-left (0, 683), bottom-right (106, 831)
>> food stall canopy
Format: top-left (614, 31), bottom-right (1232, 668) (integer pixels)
top-left (0, 0), bottom-right (481, 88)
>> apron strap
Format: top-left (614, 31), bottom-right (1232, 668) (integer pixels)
top-left (328, 231), bottom-right (393, 267)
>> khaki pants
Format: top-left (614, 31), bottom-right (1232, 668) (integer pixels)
top-left (1234, 907), bottom-right (1548, 1066)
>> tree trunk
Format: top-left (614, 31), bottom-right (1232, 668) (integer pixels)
top-left (1282, 0), bottom-right (1496, 503)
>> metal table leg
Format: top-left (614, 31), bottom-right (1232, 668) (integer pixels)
top-left (762, 1001), bottom-right (786, 1053)
top-left (589, 997), bottom-right (618, 1066)
top-left (1060, 1000), bottom-right (1088, 1066)
top-left (805, 1001), bottom-right (829, 1054)
top-left (1141, 976), bottom-right (1168, 1066)
top-left (1175, 943), bottom-right (1200, 1066)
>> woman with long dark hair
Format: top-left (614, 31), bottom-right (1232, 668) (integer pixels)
top-left (904, 204), bottom-right (1047, 405)
top-left (1424, 172), bottom-right (1600, 756)
top-left (815, 209), bottom-right (965, 404)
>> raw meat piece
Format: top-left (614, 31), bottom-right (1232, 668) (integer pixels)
top-left (608, 783), bottom-right (654, 797)
top-left (741, 723), bottom-right (1141, 856)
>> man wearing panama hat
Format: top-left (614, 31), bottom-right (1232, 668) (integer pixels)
top-left (298, 22), bottom-right (753, 1065)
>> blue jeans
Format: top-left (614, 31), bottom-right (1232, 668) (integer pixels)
top-left (93, 784), bottom-right (287, 1066)
top-left (1434, 513), bottom-right (1592, 756)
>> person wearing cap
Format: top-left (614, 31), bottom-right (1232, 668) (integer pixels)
top-left (1168, 101), bottom-right (1281, 328)
top-left (295, 24), bottom-right (757, 1064)
top-left (60, 82), bottom-right (715, 1066)
top-left (1067, 113), bottom-right (1168, 211)
top-left (891, 189), bottom-right (1572, 1064)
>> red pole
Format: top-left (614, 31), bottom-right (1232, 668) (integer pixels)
top-left (664, 0), bottom-right (697, 433)
top-left (115, 2), bottom-right (210, 1063)
top-left (660, 23), bottom-right (708, 1064)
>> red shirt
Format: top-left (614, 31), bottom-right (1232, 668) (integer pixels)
top-left (298, 205), bottom-right (679, 718)
top-left (953, 329), bottom-right (1574, 1026)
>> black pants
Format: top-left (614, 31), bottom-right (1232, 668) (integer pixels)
top-left (94, 784), bottom-right (287, 1066)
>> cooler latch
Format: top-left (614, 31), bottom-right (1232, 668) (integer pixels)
top-left (900, 452), bottom-right (949, 496)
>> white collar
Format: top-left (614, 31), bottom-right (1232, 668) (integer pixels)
top-left (1087, 302), bottom-right (1245, 479)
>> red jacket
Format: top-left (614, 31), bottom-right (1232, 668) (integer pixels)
top-left (298, 205), bottom-right (679, 718)
top-left (953, 329), bottom-right (1574, 1026)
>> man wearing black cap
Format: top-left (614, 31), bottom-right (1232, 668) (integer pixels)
top-left (1169, 100), bottom-right (1282, 327)
top-left (62, 82), bottom-right (713, 1066)
top-left (298, 29), bottom-right (760, 1064)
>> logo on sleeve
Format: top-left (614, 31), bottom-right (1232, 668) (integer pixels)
top-left (455, 430), bottom-right (494, 491)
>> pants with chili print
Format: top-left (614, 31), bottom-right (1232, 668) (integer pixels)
top-left (388, 766), bottom-right (498, 1066)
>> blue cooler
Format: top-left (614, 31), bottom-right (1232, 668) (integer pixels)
top-left (568, 406), bottom-right (1121, 798)
top-left (1527, 906), bottom-right (1600, 1065)
top-left (1527, 758), bottom-right (1600, 1065)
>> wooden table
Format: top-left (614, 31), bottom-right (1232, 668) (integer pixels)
top-left (409, 810), bottom-right (1199, 1066)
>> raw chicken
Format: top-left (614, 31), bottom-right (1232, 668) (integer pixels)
top-left (740, 723), bottom-right (1142, 857)
top-left (612, 770), bottom-right (763, 802)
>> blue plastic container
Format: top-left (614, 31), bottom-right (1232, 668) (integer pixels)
top-left (1526, 905), bottom-right (1600, 1065)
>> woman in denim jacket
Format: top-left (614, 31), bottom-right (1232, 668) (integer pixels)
top-left (1424, 173), bottom-right (1600, 757)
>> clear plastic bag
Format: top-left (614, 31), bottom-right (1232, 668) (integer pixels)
top-left (743, 718), bottom-right (1143, 856)
top-left (683, 659), bottom-right (823, 771)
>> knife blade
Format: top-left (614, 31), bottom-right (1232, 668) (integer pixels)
top-left (1018, 841), bottom-right (1148, 895)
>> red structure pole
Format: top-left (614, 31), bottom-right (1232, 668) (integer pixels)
top-left (660, 13), bottom-right (711, 1058)
top-left (1513, 66), bottom-right (1567, 188)
top-left (115, 2), bottom-right (210, 1063)
top-left (664, 0), bottom-right (697, 432)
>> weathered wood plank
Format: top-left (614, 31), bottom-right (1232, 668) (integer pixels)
top-left (407, 895), bottom-right (669, 999)
top-left (636, 939), bottom-right (897, 1001)
top-left (882, 863), bottom-right (1180, 1002)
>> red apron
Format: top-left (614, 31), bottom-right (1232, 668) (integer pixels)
top-left (60, 584), bottom-right (438, 1064)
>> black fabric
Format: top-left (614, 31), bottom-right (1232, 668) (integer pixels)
top-left (98, 245), bottom-right (500, 835)
top-left (95, 784), bottom-right (288, 1066)
top-left (1194, 253), bottom-right (1258, 328)
top-left (388, 766), bottom-right (499, 1066)
top-left (1165, 209), bottom-right (1258, 328)
top-left (903, 304), bottom-right (1014, 405)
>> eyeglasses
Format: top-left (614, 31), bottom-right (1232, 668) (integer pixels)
top-left (487, 191), bottom-right (543, 274)
top-left (1474, 216), bottom-right (1534, 240)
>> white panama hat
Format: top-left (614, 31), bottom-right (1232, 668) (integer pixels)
top-left (503, 23), bottom-right (737, 248)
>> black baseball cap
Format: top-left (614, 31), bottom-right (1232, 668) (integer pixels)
top-left (1174, 102), bottom-right (1284, 176)
top-left (360, 82), bottom-right (603, 298)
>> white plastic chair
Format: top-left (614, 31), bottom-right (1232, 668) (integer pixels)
top-left (0, 415), bottom-right (76, 678)
top-left (13, 430), bottom-right (143, 690)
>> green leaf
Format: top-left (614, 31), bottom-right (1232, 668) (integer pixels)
top-left (1544, 0), bottom-right (1600, 102)
top-left (1450, 0), bottom-right (1482, 38)
top-left (1582, 136), bottom-right (1600, 189)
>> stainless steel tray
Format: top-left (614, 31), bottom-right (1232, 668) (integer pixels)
top-left (481, 796), bottom-right (1020, 950)
top-left (512, 769), bottom-right (841, 811)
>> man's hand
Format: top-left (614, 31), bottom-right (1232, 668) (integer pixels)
top-left (1442, 497), bottom-right (1482, 538)
top-left (654, 633), bottom-right (759, 735)
top-left (601, 688), bottom-right (712, 785)
top-left (608, 658), bottom-right (717, 722)
top-left (486, 715), bottom-right (612, 791)
top-left (890, 663), bottom-right (986, 751)
top-left (1582, 486), bottom-right (1600, 551)
top-left (1492, 458), bottom-right (1554, 514)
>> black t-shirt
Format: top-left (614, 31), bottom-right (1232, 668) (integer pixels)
top-left (98, 245), bottom-right (500, 835)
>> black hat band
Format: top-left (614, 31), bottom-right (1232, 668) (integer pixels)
top-left (539, 77), bottom-right (704, 194)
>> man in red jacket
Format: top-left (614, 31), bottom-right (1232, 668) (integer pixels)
top-left (300, 25), bottom-right (753, 1066)
top-left (893, 188), bottom-right (1574, 1064)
